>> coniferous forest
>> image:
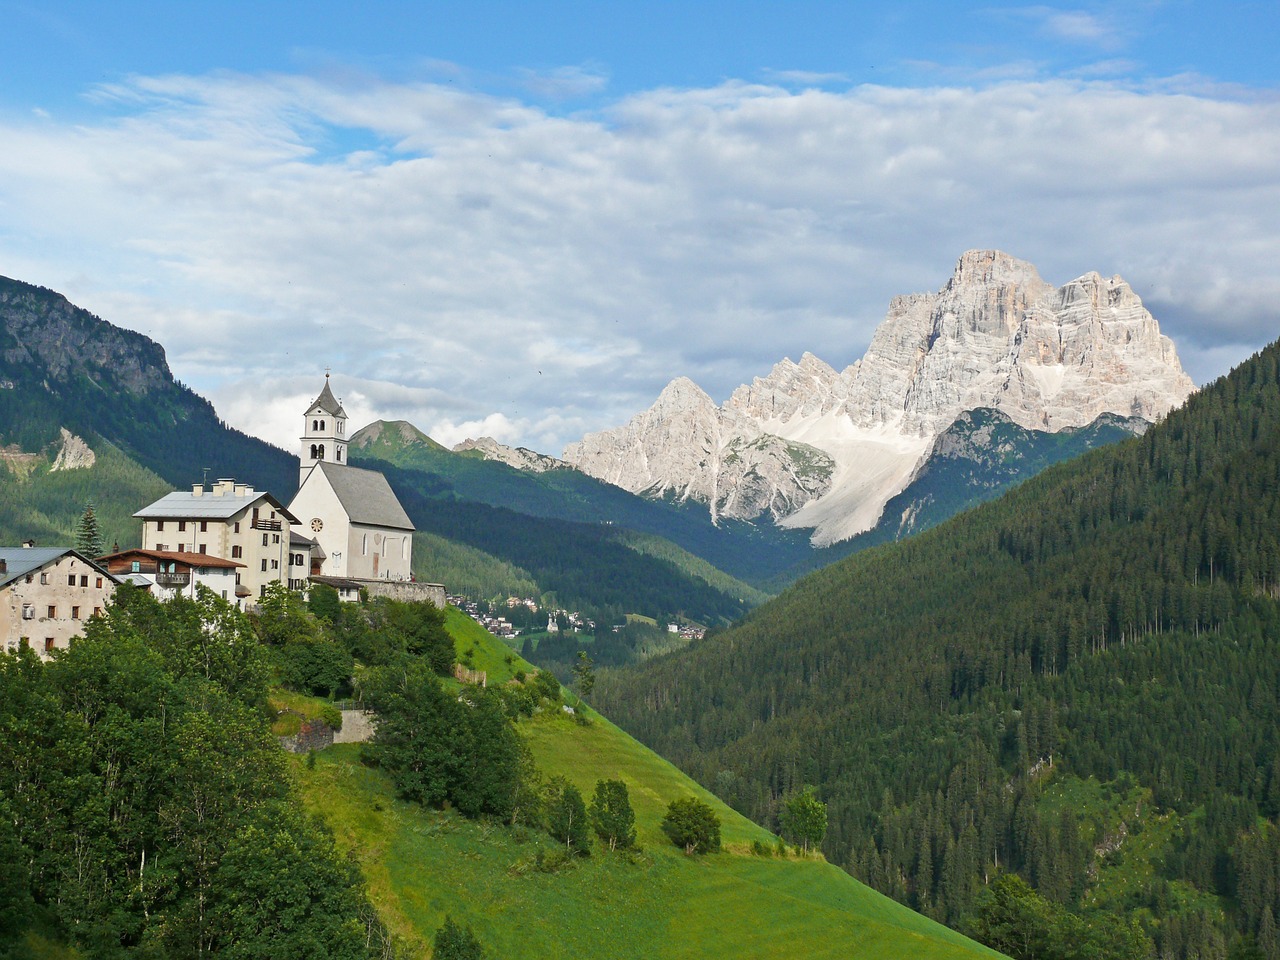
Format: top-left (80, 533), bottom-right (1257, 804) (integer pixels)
top-left (595, 339), bottom-right (1280, 958)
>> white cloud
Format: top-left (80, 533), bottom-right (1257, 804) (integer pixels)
top-left (0, 71), bottom-right (1277, 458)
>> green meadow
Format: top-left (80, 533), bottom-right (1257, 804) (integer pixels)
top-left (293, 610), bottom-right (1004, 959)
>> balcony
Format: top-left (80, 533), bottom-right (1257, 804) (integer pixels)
top-left (155, 572), bottom-right (191, 587)
top-left (251, 518), bottom-right (282, 531)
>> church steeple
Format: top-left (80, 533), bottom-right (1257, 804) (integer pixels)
top-left (300, 372), bottom-right (349, 484)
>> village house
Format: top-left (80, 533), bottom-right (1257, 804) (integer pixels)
top-left (134, 479), bottom-right (297, 602)
top-left (97, 548), bottom-right (244, 604)
top-left (0, 546), bottom-right (120, 658)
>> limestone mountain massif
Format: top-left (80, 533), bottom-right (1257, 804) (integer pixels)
top-left (559, 250), bottom-right (1196, 546)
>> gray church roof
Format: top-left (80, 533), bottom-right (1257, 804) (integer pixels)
top-left (0, 547), bottom-right (119, 589)
top-left (308, 376), bottom-right (347, 418)
top-left (313, 462), bottom-right (413, 530)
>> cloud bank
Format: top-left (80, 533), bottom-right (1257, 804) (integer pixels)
top-left (1, 71), bottom-right (1276, 454)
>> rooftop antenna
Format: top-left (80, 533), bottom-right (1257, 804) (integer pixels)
top-left (201, 466), bottom-right (211, 486)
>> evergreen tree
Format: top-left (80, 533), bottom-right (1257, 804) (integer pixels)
top-left (74, 501), bottom-right (105, 557)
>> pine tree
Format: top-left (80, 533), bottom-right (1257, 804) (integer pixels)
top-left (74, 502), bottom-right (105, 557)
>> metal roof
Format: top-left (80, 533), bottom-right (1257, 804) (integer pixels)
top-left (310, 462), bottom-right (413, 530)
top-left (0, 547), bottom-right (120, 589)
top-left (135, 489), bottom-right (297, 523)
top-left (307, 376), bottom-right (347, 418)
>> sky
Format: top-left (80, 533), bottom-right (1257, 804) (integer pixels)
top-left (1, 1), bottom-right (1277, 455)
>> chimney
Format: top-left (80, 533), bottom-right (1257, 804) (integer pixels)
top-left (192, 483), bottom-right (204, 497)
top-left (21, 539), bottom-right (35, 548)
top-left (213, 479), bottom-right (236, 496)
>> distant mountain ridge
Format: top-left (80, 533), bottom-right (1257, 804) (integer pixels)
top-left (0, 275), bottom-right (297, 497)
top-left (562, 250), bottom-right (1195, 545)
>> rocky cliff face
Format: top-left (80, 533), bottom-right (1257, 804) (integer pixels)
top-left (563, 251), bottom-right (1195, 545)
top-left (452, 436), bottom-right (565, 474)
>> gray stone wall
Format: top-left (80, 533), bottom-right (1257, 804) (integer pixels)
top-left (360, 579), bottom-right (445, 607)
top-left (334, 709), bottom-right (377, 744)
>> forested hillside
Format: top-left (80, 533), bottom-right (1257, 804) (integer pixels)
top-left (376, 461), bottom-right (755, 629)
top-left (351, 419), bottom-right (819, 586)
top-left (0, 276), bottom-right (297, 498)
top-left (596, 339), bottom-right (1280, 958)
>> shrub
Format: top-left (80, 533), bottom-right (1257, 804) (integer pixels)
top-left (661, 797), bottom-right (721, 855)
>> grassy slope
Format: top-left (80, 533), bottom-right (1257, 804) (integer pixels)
top-left (294, 609), bottom-right (1002, 960)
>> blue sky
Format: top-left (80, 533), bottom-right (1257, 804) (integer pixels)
top-left (1, 2), bottom-right (1277, 452)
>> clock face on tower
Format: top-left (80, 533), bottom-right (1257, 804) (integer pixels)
top-left (311, 518), bottom-right (323, 532)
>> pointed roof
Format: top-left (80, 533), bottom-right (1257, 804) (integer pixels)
top-left (309, 374), bottom-right (347, 418)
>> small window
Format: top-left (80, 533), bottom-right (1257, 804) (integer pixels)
top-left (155, 544), bottom-right (166, 552)
top-left (178, 520), bottom-right (186, 532)
top-left (262, 533), bottom-right (269, 547)
top-left (131, 561), bottom-right (140, 572)
top-left (93, 607), bottom-right (102, 617)
top-left (221, 590), bottom-right (227, 600)
top-left (68, 575), bottom-right (77, 586)
top-left (47, 605), bottom-right (56, 618)
top-left (178, 543), bottom-right (185, 553)
top-left (40, 572), bottom-right (48, 584)
top-left (234, 522), bottom-right (240, 533)
top-left (231, 546), bottom-right (243, 559)
top-left (272, 534), bottom-right (280, 544)
top-left (260, 559), bottom-right (267, 572)
top-left (21, 604), bottom-right (34, 620)
top-left (318, 444), bottom-right (325, 459)
top-left (80, 575), bottom-right (88, 588)
top-left (200, 520), bottom-right (207, 532)
top-left (71, 606), bottom-right (80, 620)
top-left (362, 534), bottom-right (368, 555)
top-left (45, 638), bottom-right (55, 653)
top-left (271, 559), bottom-right (279, 570)
top-left (199, 544), bottom-right (207, 554)
top-left (95, 577), bottom-right (102, 588)
top-left (157, 520), bottom-right (165, 531)
top-left (319, 420), bottom-right (325, 431)
top-left (337, 448), bottom-right (343, 462)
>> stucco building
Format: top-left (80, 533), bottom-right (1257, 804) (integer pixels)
top-left (134, 479), bottom-right (298, 602)
top-left (0, 546), bottom-right (120, 658)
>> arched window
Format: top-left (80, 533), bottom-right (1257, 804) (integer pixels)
top-left (319, 420), bottom-right (325, 431)
top-left (336, 448), bottom-right (342, 462)
top-left (312, 419), bottom-right (318, 431)
top-left (318, 444), bottom-right (325, 459)
top-left (310, 444), bottom-right (320, 459)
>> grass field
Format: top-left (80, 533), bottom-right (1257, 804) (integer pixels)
top-left (292, 608), bottom-right (1005, 959)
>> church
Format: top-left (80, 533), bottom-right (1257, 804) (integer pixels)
top-left (288, 375), bottom-right (416, 581)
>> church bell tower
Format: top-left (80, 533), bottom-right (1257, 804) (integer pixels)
top-left (300, 373), bottom-right (349, 485)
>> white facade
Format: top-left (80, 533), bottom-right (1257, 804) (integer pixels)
top-left (289, 376), bottom-right (415, 582)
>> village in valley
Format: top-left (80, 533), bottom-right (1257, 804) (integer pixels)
top-left (1, 375), bottom-right (444, 657)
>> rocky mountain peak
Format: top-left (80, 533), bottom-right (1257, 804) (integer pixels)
top-left (563, 251), bottom-right (1196, 545)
